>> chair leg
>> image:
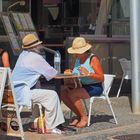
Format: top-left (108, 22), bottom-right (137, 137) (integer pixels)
top-left (69, 110), bottom-right (73, 121)
top-left (87, 98), bottom-right (94, 126)
top-left (82, 99), bottom-right (88, 115)
top-left (19, 105), bottom-right (23, 113)
top-left (117, 77), bottom-right (124, 98)
top-left (106, 96), bottom-right (118, 124)
top-left (38, 103), bottom-right (45, 133)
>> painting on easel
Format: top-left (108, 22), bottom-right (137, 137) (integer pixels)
top-left (0, 68), bottom-right (24, 140)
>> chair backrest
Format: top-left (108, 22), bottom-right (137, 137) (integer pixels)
top-left (102, 74), bottom-right (116, 96)
top-left (119, 58), bottom-right (131, 79)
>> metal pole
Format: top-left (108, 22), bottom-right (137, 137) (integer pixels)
top-left (130, 0), bottom-right (140, 113)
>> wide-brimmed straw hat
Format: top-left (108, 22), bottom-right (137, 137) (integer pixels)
top-left (68, 37), bottom-right (92, 54)
top-left (22, 34), bottom-right (42, 49)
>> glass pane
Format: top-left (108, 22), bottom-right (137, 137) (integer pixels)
top-left (111, 0), bottom-right (130, 35)
top-left (79, 0), bottom-right (101, 34)
top-left (112, 0), bottom-right (130, 20)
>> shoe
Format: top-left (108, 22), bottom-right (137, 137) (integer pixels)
top-left (46, 128), bottom-right (65, 134)
top-left (32, 118), bottom-right (38, 129)
top-left (28, 118), bottom-right (38, 132)
top-left (28, 123), bottom-right (37, 132)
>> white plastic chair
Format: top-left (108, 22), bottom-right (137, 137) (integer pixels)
top-left (88, 74), bottom-right (118, 126)
top-left (116, 58), bottom-right (131, 98)
top-left (13, 81), bottom-right (45, 133)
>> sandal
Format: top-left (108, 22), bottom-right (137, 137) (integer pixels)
top-left (69, 119), bottom-right (79, 126)
top-left (76, 120), bottom-right (87, 128)
top-left (46, 128), bottom-right (65, 134)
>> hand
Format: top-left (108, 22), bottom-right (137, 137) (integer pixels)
top-left (64, 69), bottom-right (72, 74)
top-left (79, 66), bottom-right (89, 75)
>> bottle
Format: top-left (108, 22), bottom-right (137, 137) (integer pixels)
top-left (54, 51), bottom-right (61, 74)
top-left (37, 115), bottom-right (46, 134)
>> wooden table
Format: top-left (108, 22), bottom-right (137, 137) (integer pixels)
top-left (55, 73), bottom-right (89, 79)
top-left (55, 73), bottom-right (90, 89)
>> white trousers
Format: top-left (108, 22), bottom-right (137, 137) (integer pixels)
top-left (31, 89), bottom-right (65, 129)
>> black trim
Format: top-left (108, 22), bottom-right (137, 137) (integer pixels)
top-left (90, 54), bottom-right (96, 63)
top-left (90, 54), bottom-right (100, 63)
top-left (24, 40), bottom-right (39, 47)
top-left (82, 82), bottom-right (102, 86)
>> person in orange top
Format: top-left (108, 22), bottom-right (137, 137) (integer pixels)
top-left (0, 47), bottom-right (10, 67)
top-left (61, 37), bottom-right (104, 128)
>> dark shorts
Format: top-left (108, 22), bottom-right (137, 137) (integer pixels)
top-left (82, 83), bottom-right (103, 97)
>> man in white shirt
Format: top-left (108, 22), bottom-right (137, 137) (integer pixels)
top-left (12, 33), bottom-right (65, 134)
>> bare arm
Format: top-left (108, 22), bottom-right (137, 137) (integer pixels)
top-left (80, 56), bottom-right (104, 82)
top-left (2, 51), bottom-right (10, 67)
top-left (90, 56), bottom-right (104, 81)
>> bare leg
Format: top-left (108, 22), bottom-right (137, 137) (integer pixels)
top-left (69, 92), bottom-right (88, 128)
top-left (61, 86), bottom-right (90, 128)
top-left (61, 87), bottom-right (81, 117)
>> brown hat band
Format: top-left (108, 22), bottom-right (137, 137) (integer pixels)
top-left (23, 40), bottom-right (39, 47)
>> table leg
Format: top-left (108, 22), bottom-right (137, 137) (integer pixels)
top-left (108, 43), bottom-right (113, 74)
top-left (55, 79), bottom-right (61, 100)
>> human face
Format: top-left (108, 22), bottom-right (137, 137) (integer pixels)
top-left (74, 51), bottom-right (88, 57)
top-left (74, 53), bottom-right (83, 59)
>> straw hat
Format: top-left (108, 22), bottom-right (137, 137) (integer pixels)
top-left (22, 34), bottom-right (42, 49)
top-left (68, 37), bottom-right (92, 54)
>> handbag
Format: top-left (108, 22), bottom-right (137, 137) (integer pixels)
top-left (64, 78), bottom-right (82, 89)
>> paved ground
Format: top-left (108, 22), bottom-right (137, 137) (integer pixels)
top-left (22, 95), bottom-right (140, 140)
top-left (1, 80), bottom-right (140, 140)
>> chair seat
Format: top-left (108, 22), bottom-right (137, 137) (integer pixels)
top-left (90, 95), bottom-right (106, 101)
top-left (13, 81), bottom-right (45, 134)
top-left (124, 74), bottom-right (131, 79)
top-left (70, 74), bottom-right (118, 127)
top-left (88, 74), bottom-right (118, 126)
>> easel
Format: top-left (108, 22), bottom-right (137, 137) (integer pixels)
top-left (0, 12), bottom-right (21, 55)
top-left (0, 67), bottom-right (24, 140)
top-left (10, 12), bottom-right (38, 41)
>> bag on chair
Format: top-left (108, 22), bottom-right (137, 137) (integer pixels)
top-left (64, 78), bottom-right (82, 89)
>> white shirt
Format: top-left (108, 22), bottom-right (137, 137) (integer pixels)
top-left (12, 50), bottom-right (57, 108)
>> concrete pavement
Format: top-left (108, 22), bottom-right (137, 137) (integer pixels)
top-left (22, 96), bottom-right (140, 140)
